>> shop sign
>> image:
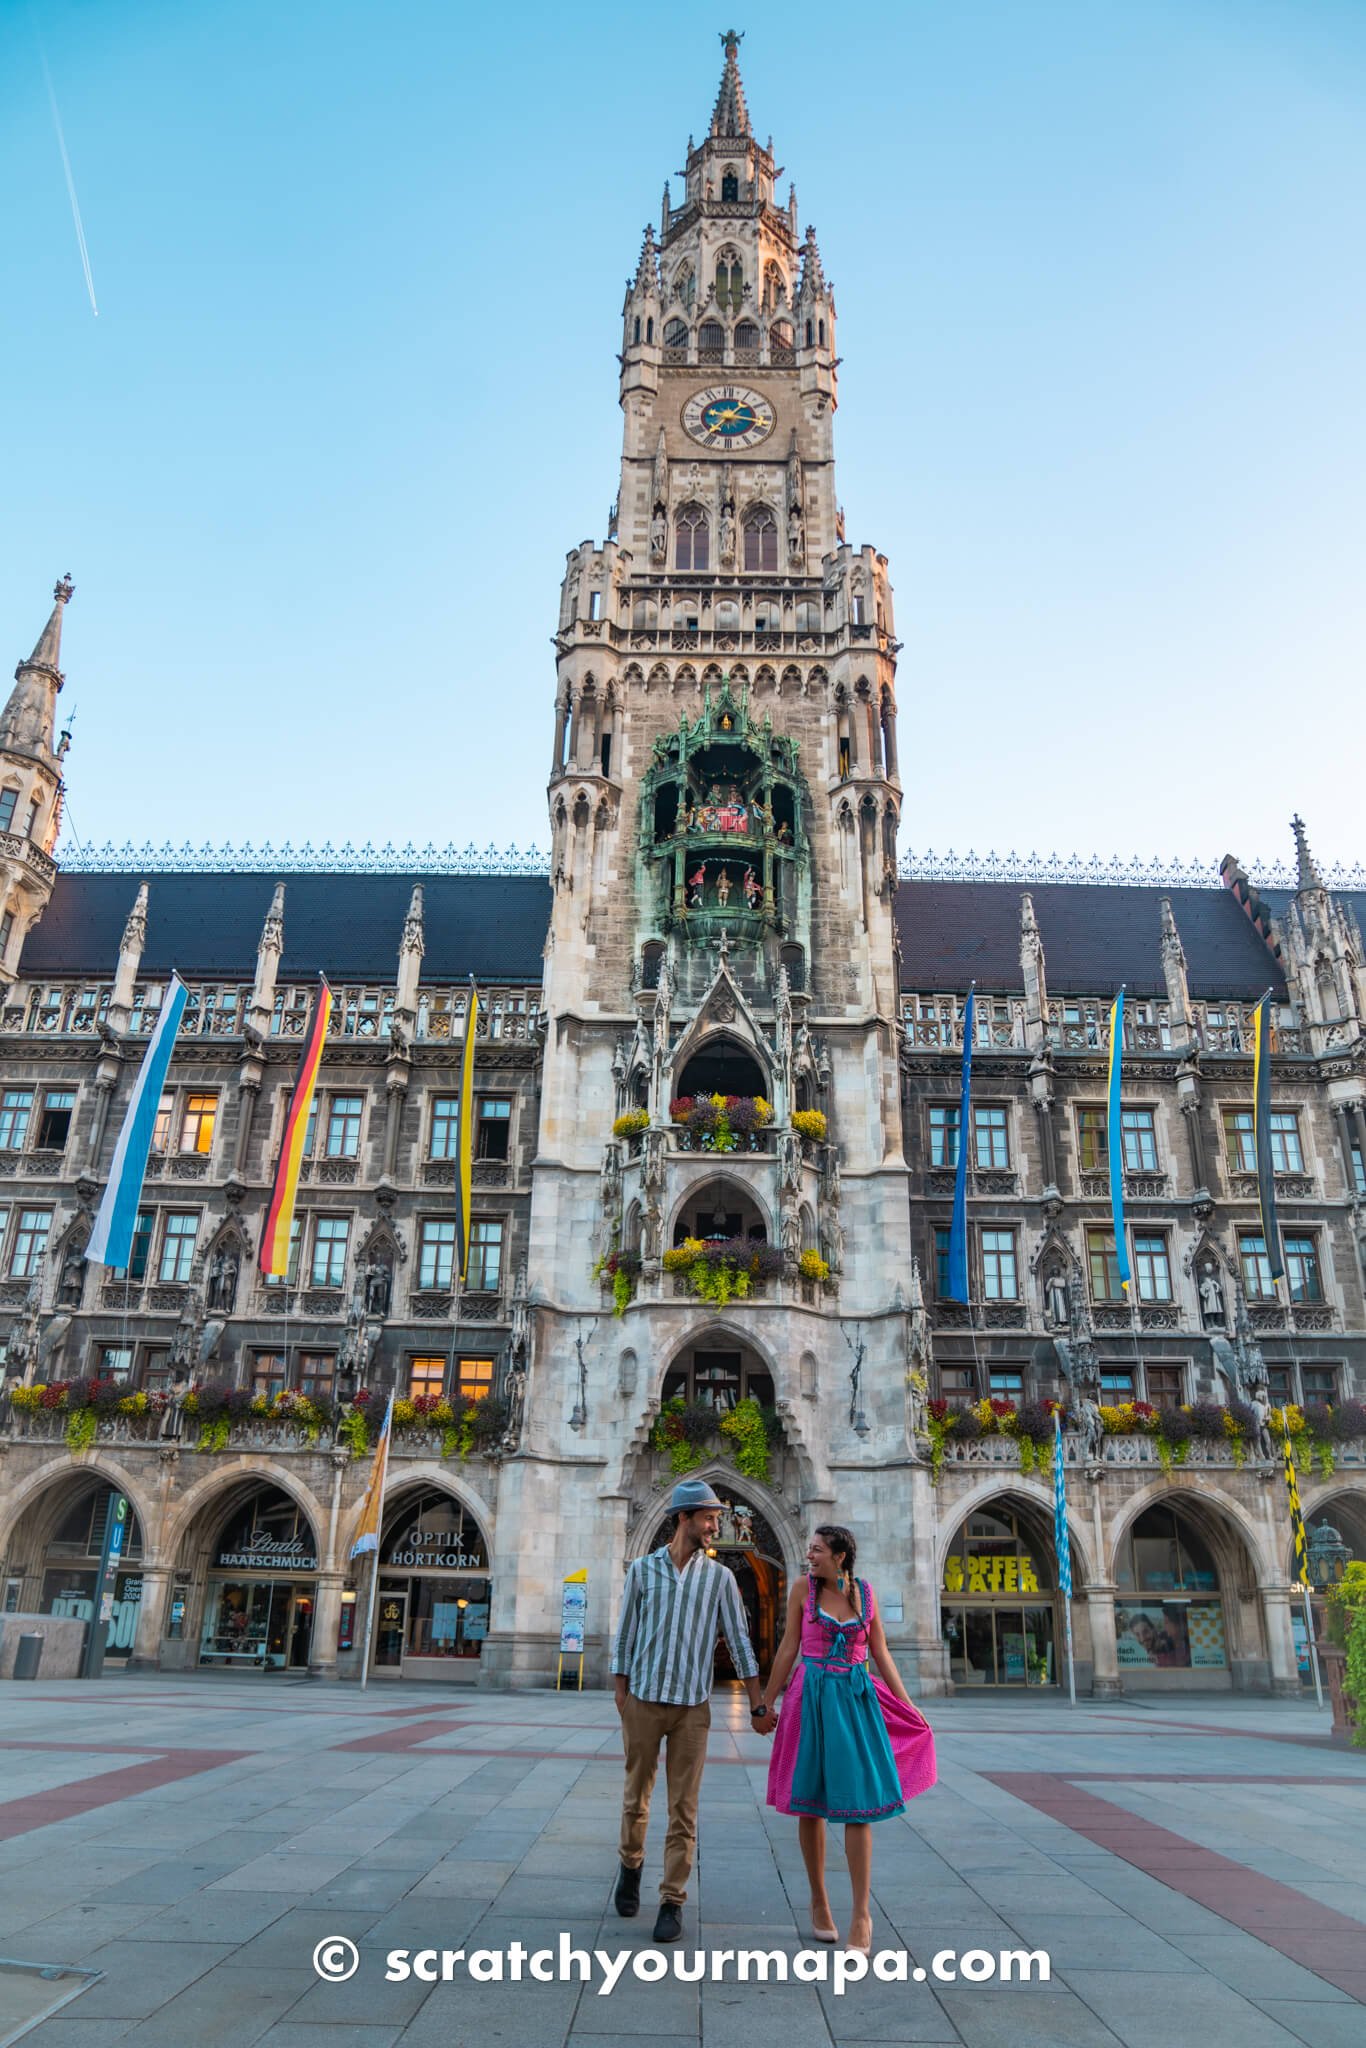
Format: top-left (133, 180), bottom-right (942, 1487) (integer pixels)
top-left (215, 1532), bottom-right (318, 1573)
top-left (386, 1526), bottom-right (485, 1570)
top-left (943, 1553), bottom-right (1042, 1595)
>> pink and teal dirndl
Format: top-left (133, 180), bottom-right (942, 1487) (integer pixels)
top-left (767, 1578), bottom-right (936, 1823)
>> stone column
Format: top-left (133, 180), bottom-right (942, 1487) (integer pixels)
top-left (128, 1565), bottom-right (172, 1672)
top-left (1260, 1580), bottom-right (1302, 1698)
top-left (309, 1571), bottom-right (345, 1680)
top-left (1086, 1581), bottom-right (1122, 1698)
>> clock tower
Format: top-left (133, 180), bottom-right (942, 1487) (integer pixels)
top-left (484, 34), bottom-right (930, 1691)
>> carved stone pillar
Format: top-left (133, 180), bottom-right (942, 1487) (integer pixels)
top-left (1259, 1581), bottom-right (1301, 1698)
top-left (1085, 1581), bottom-right (1121, 1699)
top-left (85, 1073), bottom-right (116, 1176)
top-left (1178, 1068), bottom-right (1209, 1197)
top-left (234, 1067), bottom-right (262, 1178)
top-left (308, 1571), bottom-right (345, 1680)
top-left (384, 1067), bottom-right (409, 1180)
top-left (128, 1565), bottom-right (172, 1672)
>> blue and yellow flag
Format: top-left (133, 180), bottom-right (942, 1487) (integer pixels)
top-left (1107, 989), bottom-right (1131, 1294)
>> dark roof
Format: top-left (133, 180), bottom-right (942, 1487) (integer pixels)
top-left (20, 872), bottom-right (552, 983)
top-left (894, 881), bottom-right (1291, 1001)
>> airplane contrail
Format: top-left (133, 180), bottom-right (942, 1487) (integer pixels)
top-left (36, 35), bottom-right (99, 317)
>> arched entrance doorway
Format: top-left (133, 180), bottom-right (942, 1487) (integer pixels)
top-left (940, 1498), bottom-right (1059, 1686)
top-left (195, 1483), bottom-right (320, 1672)
top-left (1294, 1488), bottom-right (1366, 1687)
top-left (368, 1487), bottom-right (492, 1683)
top-left (641, 1484), bottom-right (788, 1680)
top-left (2, 1475), bottom-right (146, 1664)
top-left (1112, 1496), bottom-right (1246, 1685)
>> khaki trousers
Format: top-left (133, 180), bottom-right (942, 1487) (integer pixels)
top-left (618, 1694), bottom-right (711, 1903)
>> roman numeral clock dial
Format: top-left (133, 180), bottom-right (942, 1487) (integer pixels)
top-left (681, 385), bottom-right (775, 451)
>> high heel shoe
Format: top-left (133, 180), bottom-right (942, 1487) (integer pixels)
top-left (810, 1919), bottom-right (838, 1944)
top-left (844, 1921), bottom-right (873, 1954)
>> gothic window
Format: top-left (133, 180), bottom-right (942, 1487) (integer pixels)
top-left (673, 264), bottom-right (695, 310)
top-left (646, 316), bottom-right (654, 342)
top-left (664, 317), bottom-right (688, 351)
top-left (698, 320), bottom-right (725, 360)
top-left (633, 316), bottom-right (641, 343)
top-left (675, 503), bottom-right (709, 572)
top-left (0, 788), bottom-right (17, 832)
top-left (715, 600), bottom-right (740, 631)
top-left (818, 318), bottom-right (826, 346)
top-left (762, 261), bottom-right (786, 312)
top-left (721, 169), bottom-right (738, 201)
top-left (632, 596), bottom-right (659, 630)
top-left (734, 320), bottom-right (759, 353)
top-left (805, 318), bottom-right (813, 347)
top-left (770, 320), bottom-right (794, 361)
top-left (714, 250), bottom-right (743, 311)
top-left (743, 507), bottom-right (778, 572)
top-left (795, 600), bottom-right (820, 633)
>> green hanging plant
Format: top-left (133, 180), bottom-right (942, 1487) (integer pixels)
top-left (719, 1397), bottom-right (770, 1484)
top-left (65, 1407), bottom-right (97, 1454)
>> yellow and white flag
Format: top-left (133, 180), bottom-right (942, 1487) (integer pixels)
top-left (350, 1390), bottom-right (395, 1559)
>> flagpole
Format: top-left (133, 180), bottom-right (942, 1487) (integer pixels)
top-left (357, 1390), bottom-right (396, 1693)
top-left (1053, 1415), bottom-right (1077, 1706)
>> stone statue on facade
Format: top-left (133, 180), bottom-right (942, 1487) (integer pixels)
top-left (641, 1195), bottom-right (663, 1264)
top-left (787, 504), bottom-right (804, 561)
top-left (206, 1248), bottom-right (240, 1313)
top-left (650, 509), bottom-right (667, 561)
top-left (719, 507), bottom-right (736, 564)
top-left (780, 1203), bottom-right (802, 1264)
top-left (777, 1128), bottom-right (801, 1195)
top-left (363, 1260), bottom-right (391, 1319)
top-left (159, 1368), bottom-right (191, 1442)
top-left (1044, 1269), bottom-right (1069, 1329)
top-left (168, 1296), bottom-right (202, 1372)
top-left (1199, 1264), bottom-right (1224, 1323)
top-left (57, 1242), bottom-right (87, 1308)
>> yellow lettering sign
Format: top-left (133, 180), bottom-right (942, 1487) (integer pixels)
top-left (943, 1555), bottom-right (964, 1593)
top-left (967, 1556), bottom-right (989, 1593)
top-left (1002, 1556), bottom-right (1019, 1592)
top-left (1020, 1556), bottom-right (1040, 1592)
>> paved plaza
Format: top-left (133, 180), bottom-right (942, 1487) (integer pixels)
top-left (0, 1677), bottom-right (1362, 2047)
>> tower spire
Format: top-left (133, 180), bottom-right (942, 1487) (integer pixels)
top-left (631, 223), bottom-right (660, 294)
top-left (710, 28), bottom-right (751, 138)
top-left (1290, 813), bottom-right (1323, 892)
top-left (1, 577), bottom-right (73, 763)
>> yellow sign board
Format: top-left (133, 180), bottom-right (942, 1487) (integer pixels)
top-left (943, 1553), bottom-right (1042, 1595)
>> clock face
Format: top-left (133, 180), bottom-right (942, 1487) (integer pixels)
top-left (681, 385), bottom-right (775, 451)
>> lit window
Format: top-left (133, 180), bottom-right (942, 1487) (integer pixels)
top-left (311, 1216), bottom-right (350, 1288)
top-left (980, 1230), bottom-right (1018, 1300)
top-left (158, 1213), bottom-right (198, 1284)
top-left (1121, 1109), bottom-right (1158, 1173)
top-left (251, 1350), bottom-right (286, 1399)
top-left (409, 1355), bottom-right (446, 1400)
top-left (457, 1356), bottom-right (495, 1403)
top-left (1132, 1233), bottom-right (1172, 1301)
top-left (179, 1094), bottom-right (217, 1155)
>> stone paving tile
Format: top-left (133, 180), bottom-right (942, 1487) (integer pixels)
top-left (698, 1978), bottom-right (837, 2048)
top-left (1252, 2004), bottom-right (1366, 2048)
top-left (15, 2020), bottom-right (136, 2048)
top-left (67, 1938), bottom-right (236, 2021)
top-left (1057, 1970), bottom-right (1312, 2048)
top-left (110, 1965), bottom-right (314, 2048)
top-left (253, 2030), bottom-right (403, 2048)
top-left (929, 1986), bottom-right (1125, 2048)
top-left (1166, 1932), bottom-right (1351, 2002)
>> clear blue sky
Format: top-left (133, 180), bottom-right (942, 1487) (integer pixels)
top-left (2, 0), bottom-right (1363, 872)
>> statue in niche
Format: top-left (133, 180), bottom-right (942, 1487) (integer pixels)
top-left (57, 1243), bottom-right (87, 1307)
top-left (1044, 1270), bottom-right (1069, 1329)
top-left (650, 508), bottom-right (667, 560)
top-left (787, 504), bottom-right (804, 559)
top-left (363, 1260), bottom-right (391, 1318)
top-left (719, 506), bottom-right (736, 563)
top-left (687, 865), bottom-right (706, 908)
top-left (1199, 1265), bottom-right (1224, 1323)
top-left (780, 1204), bottom-right (802, 1263)
top-left (206, 1249), bottom-right (240, 1313)
top-left (159, 1368), bottom-right (191, 1442)
top-left (1076, 1391), bottom-right (1104, 1464)
top-left (641, 1196), bottom-right (663, 1263)
top-left (715, 869), bottom-right (732, 907)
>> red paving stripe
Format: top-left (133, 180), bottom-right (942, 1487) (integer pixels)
top-left (0, 1749), bottom-right (247, 1843)
top-left (986, 1770), bottom-right (1366, 2003)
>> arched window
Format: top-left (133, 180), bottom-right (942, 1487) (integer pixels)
top-left (714, 599), bottom-right (740, 632)
top-left (714, 251), bottom-right (743, 312)
top-left (762, 261), bottom-right (786, 312)
top-left (646, 316), bottom-right (654, 343)
top-left (664, 317), bottom-right (688, 351)
top-left (734, 320), bottom-right (759, 354)
top-left (794, 600), bottom-right (821, 633)
top-left (675, 504), bottom-right (709, 572)
top-left (673, 264), bottom-right (695, 311)
top-left (632, 596), bottom-right (659, 630)
top-left (770, 320), bottom-right (794, 362)
top-left (721, 169), bottom-right (739, 202)
top-left (633, 316), bottom-right (641, 344)
top-left (805, 318), bottom-right (813, 347)
top-left (818, 318), bottom-right (826, 346)
top-left (698, 320), bottom-right (725, 360)
top-left (743, 507), bottom-right (779, 572)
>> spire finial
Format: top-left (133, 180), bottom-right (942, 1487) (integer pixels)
top-left (1290, 813), bottom-right (1322, 891)
top-left (54, 575), bottom-right (74, 606)
top-left (711, 27), bottom-right (751, 137)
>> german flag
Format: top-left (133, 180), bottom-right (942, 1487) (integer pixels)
top-left (455, 979), bottom-right (479, 1282)
top-left (259, 978), bottom-right (331, 1277)
top-left (1252, 992), bottom-right (1285, 1288)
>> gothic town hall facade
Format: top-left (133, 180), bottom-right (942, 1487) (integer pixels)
top-left (2, 40), bottom-right (1364, 1696)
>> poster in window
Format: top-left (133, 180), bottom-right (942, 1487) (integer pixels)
top-left (1115, 1603), bottom-right (1193, 1669)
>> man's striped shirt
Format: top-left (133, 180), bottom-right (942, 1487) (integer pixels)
top-left (611, 1545), bottom-right (759, 1704)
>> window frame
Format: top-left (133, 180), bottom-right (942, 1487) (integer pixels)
top-left (1120, 1107), bottom-right (1158, 1174)
top-left (456, 1356), bottom-right (495, 1404)
top-left (1268, 1109), bottom-right (1304, 1175)
top-left (10, 1206), bottom-right (52, 1279)
top-left (980, 1228), bottom-right (1019, 1301)
top-left (1222, 1107), bottom-right (1257, 1175)
top-left (178, 1092), bottom-right (218, 1156)
top-left (928, 1104), bottom-right (960, 1170)
top-left (1131, 1231), bottom-right (1173, 1303)
top-left (310, 1214), bottom-right (351, 1289)
top-left (324, 1094), bottom-right (363, 1161)
top-left (1237, 1231), bottom-right (1276, 1302)
top-left (1076, 1107), bottom-right (1107, 1174)
top-left (972, 1104), bottom-right (1010, 1171)
top-left (0, 1088), bottom-right (34, 1152)
top-left (417, 1218), bottom-right (457, 1293)
top-left (476, 1096), bottom-right (512, 1163)
top-left (408, 1354), bottom-right (447, 1400)
top-left (157, 1211), bottom-right (199, 1285)
top-left (1086, 1226), bottom-right (1125, 1303)
top-left (1283, 1232), bottom-right (1322, 1304)
top-left (467, 1218), bottom-right (504, 1293)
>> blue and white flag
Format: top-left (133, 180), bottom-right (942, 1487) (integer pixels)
top-left (1053, 1413), bottom-right (1073, 1599)
top-left (945, 986), bottom-right (974, 1304)
top-left (87, 973), bottom-right (189, 1269)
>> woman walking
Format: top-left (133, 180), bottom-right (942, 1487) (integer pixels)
top-left (763, 1526), bottom-right (936, 1950)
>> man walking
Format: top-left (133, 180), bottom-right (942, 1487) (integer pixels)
top-left (611, 1478), bottom-right (774, 1942)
